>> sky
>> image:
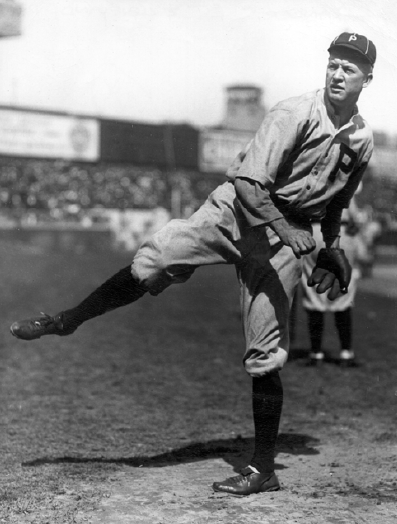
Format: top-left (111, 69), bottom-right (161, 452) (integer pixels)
top-left (0, 0), bottom-right (397, 134)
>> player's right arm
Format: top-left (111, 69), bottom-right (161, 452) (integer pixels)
top-left (234, 178), bottom-right (316, 258)
top-left (230, 104), bottom-right (316, 258)
top-left (267, 215), bottom-right (316, 258)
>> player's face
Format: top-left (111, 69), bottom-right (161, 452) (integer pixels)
top-left (325, 49), bottom-right (373, 109)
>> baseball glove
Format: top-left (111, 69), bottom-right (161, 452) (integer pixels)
top-left (307, 248), bottom-right (352, 301)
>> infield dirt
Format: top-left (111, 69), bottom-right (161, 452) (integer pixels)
top-left (1, 241), bottom-right (397, 523)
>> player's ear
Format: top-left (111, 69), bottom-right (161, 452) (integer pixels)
top-left (362, 71), bottom-right (373, 88)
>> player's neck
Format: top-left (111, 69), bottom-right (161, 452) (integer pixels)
top-left (330, 100), bottom-right (358, 128)
top-left (335, 107), bottom-right (355, 127)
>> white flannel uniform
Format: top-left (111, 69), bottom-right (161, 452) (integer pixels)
top-left (131, 89), bottom-right (373, 377)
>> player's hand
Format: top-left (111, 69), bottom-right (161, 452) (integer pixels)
top-left (269, 218), bottom-right (316, 259)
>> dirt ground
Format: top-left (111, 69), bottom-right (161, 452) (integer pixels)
top-left (79, 440), bottom-right (397, 524)
top-left (1, 242), bottom-right (397, 523)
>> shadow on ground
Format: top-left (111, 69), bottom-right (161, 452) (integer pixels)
top-left (22, 432), bottom-right (320, 473)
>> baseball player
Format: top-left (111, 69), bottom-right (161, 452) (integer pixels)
top-left (301, 191), bottom-right (363, 367)
top-left (10, 32), bottom-right (375, 496)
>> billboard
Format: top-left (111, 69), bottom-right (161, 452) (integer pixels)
top-left (0, 108), bottom-right (100, 161)
top-left (199, 128), bottom-right (254, 173)
top-left (100, 120), bottom-right (199, 169)
top-left (0, 1), bottom-right (22, 37)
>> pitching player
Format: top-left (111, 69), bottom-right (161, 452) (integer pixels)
top-left (10, 32), bottom-right (375, 496)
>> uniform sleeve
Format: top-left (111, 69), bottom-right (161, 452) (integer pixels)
top-left (321, 162), bottom-right (369, 244)
top-left (225, 141), bottom-right (252, 181)
top-left (230, 104), bottom-right (306, 227)
top-left (234, 106), bottom-right (302, 186)
top-left (234, 177), bottom-right (284, 227)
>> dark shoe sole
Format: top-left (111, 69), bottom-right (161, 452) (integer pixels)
top-left (212, 484), bottom-right (280, 497)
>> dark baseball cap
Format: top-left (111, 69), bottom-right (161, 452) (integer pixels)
top-left (328, 32), bottom-right (376, 67)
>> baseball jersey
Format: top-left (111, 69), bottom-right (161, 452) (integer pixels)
top-left (227, 88), bottom-right (373, 240)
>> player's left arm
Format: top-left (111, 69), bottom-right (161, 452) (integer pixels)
top-left (308, 161), bottom-right (370, 300)
top-left (321, 162), bottom-right (368, 247)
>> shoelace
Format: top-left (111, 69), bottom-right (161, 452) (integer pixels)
top-left (33, 313), bottom-right (54, 328)
top-left (224, 472), bottom-right (253, 485)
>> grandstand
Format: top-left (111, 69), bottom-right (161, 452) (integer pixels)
top-left (0, 86), bottom-right (396, 252)
top-left (0, 105), bottom-right (225, 251)
top-left (0, 84), bottom-right (263, 250)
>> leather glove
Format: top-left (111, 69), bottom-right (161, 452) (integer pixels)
top-left (307, 247), bottom-right (352, 300)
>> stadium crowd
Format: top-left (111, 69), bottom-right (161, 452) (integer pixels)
top-left (0, 157), bottom-right (394, 234)
top-left (0, 158), bottom-right (221, 224)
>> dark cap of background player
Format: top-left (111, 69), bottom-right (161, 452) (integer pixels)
top-left (328, 32), bottom-right (376, 67)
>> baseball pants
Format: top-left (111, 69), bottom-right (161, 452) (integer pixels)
top-left (131, 181), bottom-right (302, 376)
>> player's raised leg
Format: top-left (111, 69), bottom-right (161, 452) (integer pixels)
top-left (10, 265), bottom-right (148, 340)
top-left (10, 182), bottom-right (243, 341)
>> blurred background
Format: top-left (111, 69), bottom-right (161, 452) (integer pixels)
top-left (0, 0), bottom-right (395, 263)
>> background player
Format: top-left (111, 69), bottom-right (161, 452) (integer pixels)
top-left (302, 189), bottom-right (363, 366)
top-left (10, 32), bottom-right (375, 496)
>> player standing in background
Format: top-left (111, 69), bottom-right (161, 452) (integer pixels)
top-left (10, 32), bottom-right (376, 496)
top-left (302, 189), bottom-right (363, 367)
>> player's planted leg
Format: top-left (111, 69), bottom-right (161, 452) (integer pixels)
top-left (213, 372), bottom-right (283, 495)
top-left (10, 266), bottom-right (148, 340)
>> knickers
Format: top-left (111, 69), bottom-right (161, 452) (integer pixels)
top-left (131, 182), bottom-right (302, 376)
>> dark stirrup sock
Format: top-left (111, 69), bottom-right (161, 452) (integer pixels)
top-left (307, 310), bottom-right (324, 352)
top-left (250, 371), bottom-right (283, 475)
top-left (334, 308), bottom-right (352, 350)
top-left (61, 266), bottom-right (148, 331)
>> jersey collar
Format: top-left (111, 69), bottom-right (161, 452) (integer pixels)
top-left (322, 88), bottom-right (359, 131)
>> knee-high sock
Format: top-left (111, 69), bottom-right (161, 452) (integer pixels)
top-left (250, 371), bottom-right (283, 475)
top-left (307, 310), bottom-right (324, 352)
top-left (61, 266), bottom-right (147, 331)
top-left (334, 308), bottom-right (352, 350)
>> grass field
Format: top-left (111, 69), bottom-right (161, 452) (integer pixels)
top-left (1, 239), bottom-right (397, 523)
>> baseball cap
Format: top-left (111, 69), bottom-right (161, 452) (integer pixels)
top-left (328, 32), bottom-right (376, 67)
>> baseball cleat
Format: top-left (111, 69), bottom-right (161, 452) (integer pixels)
top-left (339, 350), bottom-right (357, 368)
top-left (10, 312), bottom-right (75, 340)
top-left (307, 351), bottom-right (325, 366)
top-left (212, 466), bottom-right (280, 496)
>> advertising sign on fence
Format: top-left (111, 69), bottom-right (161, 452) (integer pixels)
top-left (199, 128), bottom-right (254, 173)
top-left (0, 107), bottom-right (100, 161)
